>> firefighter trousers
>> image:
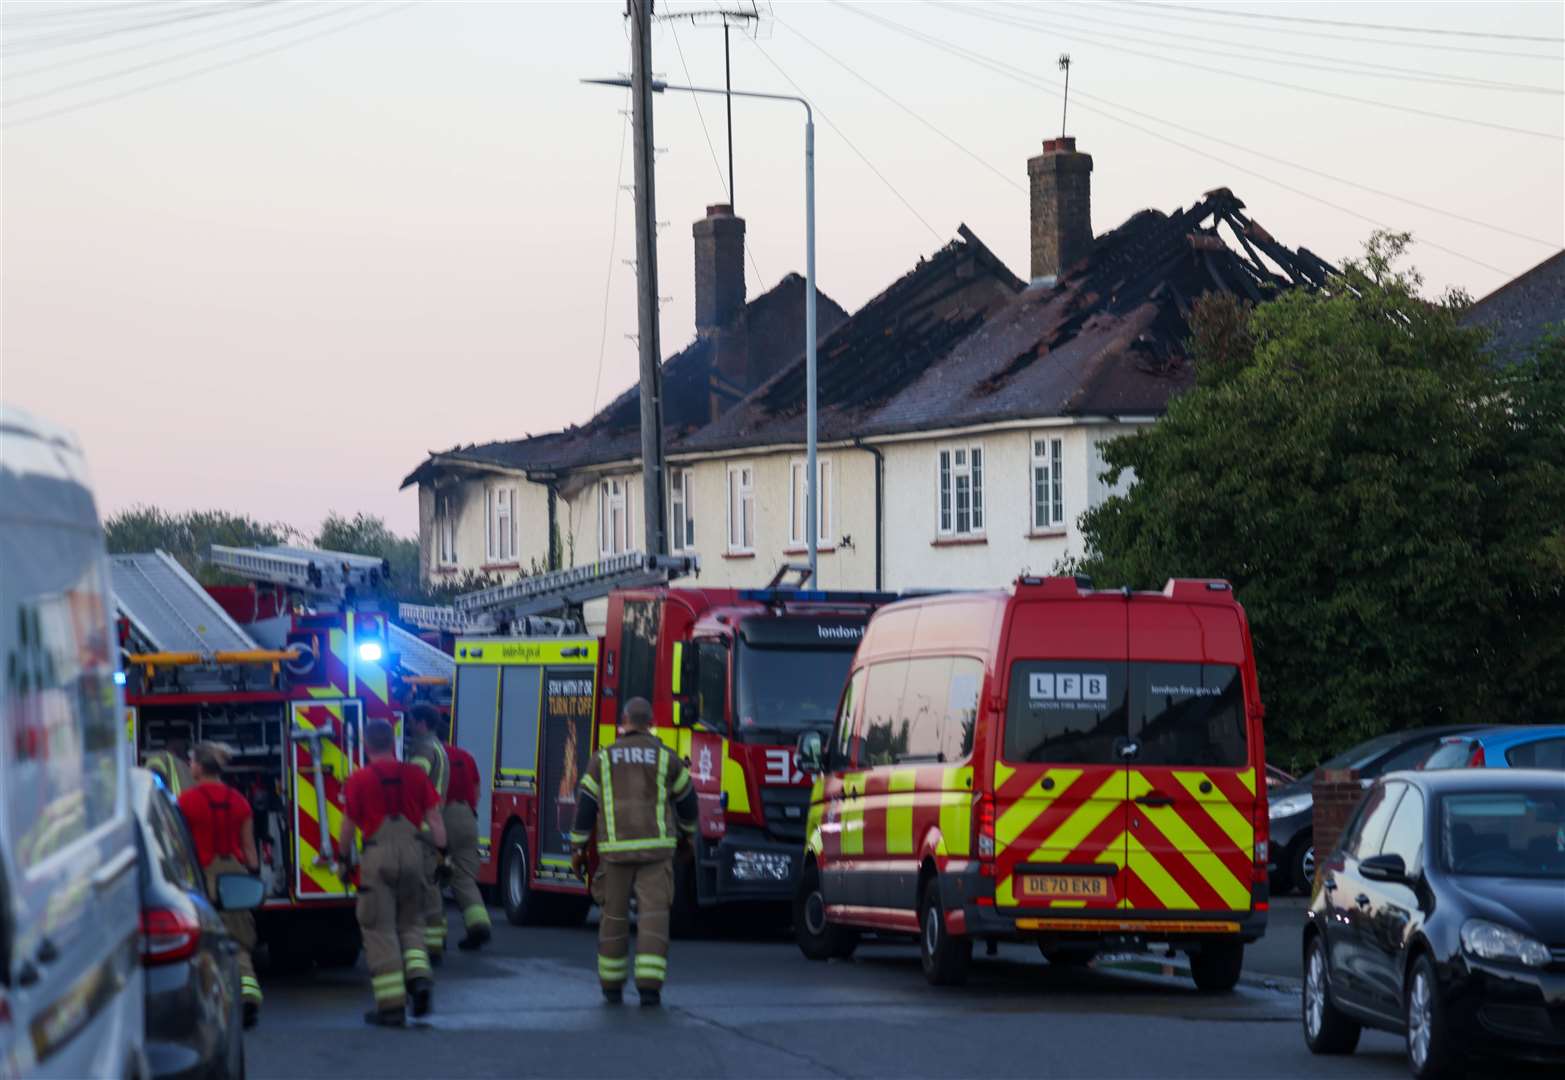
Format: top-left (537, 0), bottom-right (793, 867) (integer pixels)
top-left (203, 857), bottom-right (260, 1007)
top-left (442, 802), bottom-right (489, 934)
top-left (420, 830), bottom-right (447, 957)
top-left (357, 818), bottom-right (430, 1012)
top-left (594, 857), bottom-right (673, 991)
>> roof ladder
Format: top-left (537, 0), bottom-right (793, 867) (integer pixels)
top-left (208, 545), bottom-right (393, 600)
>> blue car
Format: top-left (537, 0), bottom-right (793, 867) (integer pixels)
top-left (1420, 725), bottom-right (1565, 770)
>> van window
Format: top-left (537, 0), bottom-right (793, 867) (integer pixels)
top-left (1129, 663), bottom-right (1248, 768)
top-left (1003, 661), bottom-right (1126, 764)
top-left (619, 600), bottom-right (660, 707)
top-left (859, 662), bottom-right (910, 767)
top-left (833, 668), bottom-right (864, 769)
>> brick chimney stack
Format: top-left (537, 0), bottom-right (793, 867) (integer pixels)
top-left (1028, 136), bottom-right (1093, 282)
top-left (693, 203), bottom-right (746, 335)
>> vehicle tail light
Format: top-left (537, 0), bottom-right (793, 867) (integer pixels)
top-left (140, 908), bottom-right (200, 966)
top-left (1252, 798), bottom-right (1270, 888)
top-left (1467, 743), bottom-right (1486, 768)
top-left (977, 793), bottom-right (996, 860)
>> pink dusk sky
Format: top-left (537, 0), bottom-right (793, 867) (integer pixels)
top-left (5, 0), bottom-right (1561, 537)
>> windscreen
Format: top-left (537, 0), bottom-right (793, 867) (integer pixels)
top-left (734, 642), bottom-right (855, 744)
top-left (1440, 790), bottom-right (1565, 880)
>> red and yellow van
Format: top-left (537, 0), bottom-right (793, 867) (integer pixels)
top-left (795, 576), bottom-right (1269, 989)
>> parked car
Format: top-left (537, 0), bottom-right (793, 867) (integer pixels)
top-left (1, 406), bottom-right (147, 1080)
top-left (1268, 725), bottom-right (1488, 895)
top-left (1420, 726), bottom-right (1565, 771)
top-left (135, 768), bottom-right (261, 1080)
top-left (1302, 768), bottom-right (1565, 1078)
top-left (1266, 764), bottom-right (1296, 789)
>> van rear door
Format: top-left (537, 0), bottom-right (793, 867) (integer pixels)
top-left (994, 596), bottom-right (1129, 912)
top-left (1124, 601), bottom-right (1256, 913)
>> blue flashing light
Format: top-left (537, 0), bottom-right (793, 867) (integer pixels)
top-left (357, 641), bottom-right (384, 663)
top-left (113, 670), bottom-right (127, 686)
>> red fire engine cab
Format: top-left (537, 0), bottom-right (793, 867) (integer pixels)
top-left (112, 546), bottom-right (449, 969)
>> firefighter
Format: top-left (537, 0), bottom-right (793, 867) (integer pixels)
top-left (338, 718), bottom-right (447, 1027)
top-left (177, 742), bottom-right (262, 1026)
top-left (144, 736), bottom-right (192, 796)
top-left (407, 705), bottom-right (451, 964)
top-left (569, 697), bottom-right (697, 1006)
top-left (435, 712), bottom-right (491, 951)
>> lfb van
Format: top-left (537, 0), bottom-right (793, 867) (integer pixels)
top-left (795, 576), bottom-right (1269, 990)
top-left (2, 408), bottom-right (146, 1078)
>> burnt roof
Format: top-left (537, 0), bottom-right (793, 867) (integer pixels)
top-left (1462, 249), bottom-right (1565, 364)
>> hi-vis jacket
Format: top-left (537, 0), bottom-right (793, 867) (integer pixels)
top-left (570, 731), bottom-right (697, 863)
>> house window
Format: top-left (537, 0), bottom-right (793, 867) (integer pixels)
top-left (726, 464), bottom-right (754, 553)
top-left (669, 468), bottom-right (695, 553)
top-left (486, 485), bottom-right (516, 563)
top-left (599, 477), bottom-right (633, 556)
top-left (937, 444), bottom-right (984, 537)
top-left (435, 493), bottom-right (458, 566)
top-left (1031, 436), bottom-right (1065, 530)
top-left (789, 457), bottom-right (833, 547)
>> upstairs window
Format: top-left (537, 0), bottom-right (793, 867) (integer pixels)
top-left (669, 468), bottom-right (695, 553)
top-left (599, 477), bottom-right (633, 556)
top-left (486, 485), bottom-right (517, 563)
top-left (436, 493), bottom-right (458, 566)
top-left (727, 464), bottom-right (755, 553)
top-left (789, 458), bottom-right (833, 547)
top-left (1031, 436), bottom-right (1065, 530)
top-left (937, 444), bottom-right (984, 538)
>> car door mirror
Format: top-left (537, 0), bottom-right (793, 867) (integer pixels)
top-left (1359, 853), bottom-right (1407, 883)
top-left (216, 873), bottom-right (265, 911)
top-left (796, 730), bottom-right (825, 775)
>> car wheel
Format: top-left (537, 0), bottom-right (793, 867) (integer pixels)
top-left (500, 826), bottom-right (538, 926)
top-left (918, 878), bottom-right (970, 986)
top-left (1406, 953), bottom-right (1460, 1079)
top-left (1290, 834), bottom-right (1315, 894)
top-left (794, 862), bottom-right (858, 961)
top-left (1039, 944), bottom-right (1096, 967)
top-left (1302, 934), bottom-right (1361, 1054)
top-left (1189, 941), bottom-right (1243, 993)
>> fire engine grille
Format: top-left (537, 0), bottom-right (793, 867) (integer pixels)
top-left (760, 786), bottom-right (811, 844)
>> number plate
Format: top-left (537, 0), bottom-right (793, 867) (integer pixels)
top-left (1020, 874), bottom-right (1109, 900)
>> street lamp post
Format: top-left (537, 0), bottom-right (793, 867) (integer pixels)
top-left (585, 77), bottom-right (820, 582)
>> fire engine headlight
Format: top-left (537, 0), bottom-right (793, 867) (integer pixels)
top-left (731, 850), bottom-right (792, 883)
top-left (357, 641), bottom-right (384, 663)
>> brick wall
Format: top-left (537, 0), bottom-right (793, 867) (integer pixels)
top-left (1028, 137), bottom-right (1094, 280)
top-left (1311, 768), bottom-right (1364, 887)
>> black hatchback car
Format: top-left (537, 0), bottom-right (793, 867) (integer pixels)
top-left (135, 769), bottom-right (261, 1080)
top-left (1302, 769), bottom-right (1565, 1078)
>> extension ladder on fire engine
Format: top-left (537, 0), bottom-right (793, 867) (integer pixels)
top-left (208, 544), bottom-right (393, 599)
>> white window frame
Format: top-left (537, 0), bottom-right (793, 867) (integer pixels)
top-left (1031, 435), bottom-right (1065, 531)
top-left (788, 457), bottom-right (833, 548)
top-left (669, 467), bottom-right (695, 553)
top-left (599, 477), bottom-right (633, 557)
top-left (435, 492), bottom-right (458, 567)
top-left (485, 485), bottom-right (517, 563)
top-left (936, 443), bottom-right (985, 538)
top-left (726, 463), bottom-right (755, 553)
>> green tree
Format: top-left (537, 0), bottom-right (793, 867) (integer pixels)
top-left (104, 506), bottom-right (299, 584)
top-left (1077, 234), bottom-right (1565, 769)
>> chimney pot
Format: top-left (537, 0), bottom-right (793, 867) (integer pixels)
top-left (1028, 138), bottom-right (1093, 282)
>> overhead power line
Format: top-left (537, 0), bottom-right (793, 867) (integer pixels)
top-left (1118, 1), bottom-right (1565, 45)
top-left (1094, 0), bottom-right (1563, 61)
top-left (592, 93), bottom-right (633, 418)
top-left (937, 3), bottom-right (1562, 142)
top-left (746, 33), bottom-right (943, 242)
top-left (6, 3), bottom-right (358, 110)
top-left (2, 1), bottom-right (274, 57)
top-left (774, 13), bottom-right (1022, 194)
top-left (985, 1), bottom-right (1562, 97)
top-left (3, 2), bottom-right (415, 130)
top-left (834, 1), bottom-right (1529, 277)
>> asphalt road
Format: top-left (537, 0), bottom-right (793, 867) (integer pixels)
top-left (242, 898), bottom-right (1525, 1080)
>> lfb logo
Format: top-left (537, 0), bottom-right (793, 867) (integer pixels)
top-left (1029, 672), bottom-right (1109, 703)
top-left (764, 748), bottom-right (805, 785)
top-left (695, 744), bottom-right (715, 784)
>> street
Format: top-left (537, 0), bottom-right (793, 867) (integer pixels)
top-left (247, 896), bottom-right (1439, 1080)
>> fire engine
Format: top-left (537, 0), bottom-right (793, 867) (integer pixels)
top-left (404, 556), bottom-right (893, 929)
top-left (111, 546), bottom-right (450, 970)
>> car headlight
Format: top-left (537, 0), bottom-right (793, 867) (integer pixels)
top-left (1460, 918), bottom-right (1552, 967)
top-left (1269, 794), bottom-right (1312, 820)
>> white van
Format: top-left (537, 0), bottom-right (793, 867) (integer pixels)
top-left (1, 407), bottom-right (146, 1079)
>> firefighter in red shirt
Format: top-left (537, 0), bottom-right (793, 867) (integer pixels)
top-left (435, 712), bottom-right (491, 951)
top-left (177, 742), bottom-right (261, 1026)
top-left (339, 718), bottom-right (447, 1027)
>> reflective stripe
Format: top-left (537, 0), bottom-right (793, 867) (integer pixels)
top-left (598, 955), bottom-right (628, 981)
top-left (462, 903), bottom-right (491, 929)
top-left (599, 836), bottom-right (678, 853)
top-left (372, 971), bottom-right (406, 1002)
top-left (677, 819), bottom-right (697, 836)
top-left (654, 748), bottom-right (669, 844)
top-left (671, 767), bottom-right (692, 798)
top-left (403, 948), bottom-right (431, 977)
top-left (240, 976), bottom-right (263, 1004)
top-left (634, 954), bottom-right (667, 978)
top-left (580, 774), bottom-right (600, 799)
top-left (568, 830), bottom-right (591, 845)
top-left (598, 749), bottom-right (617, 844)
top-left (424, 926), bottom-right (445, 946)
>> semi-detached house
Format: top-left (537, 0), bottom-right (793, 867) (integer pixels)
top-left (401, 136), bottom-right (1332, 597)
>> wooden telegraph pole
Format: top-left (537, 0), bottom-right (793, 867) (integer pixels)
top-left (630, 0), bottom-right (667, 556)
